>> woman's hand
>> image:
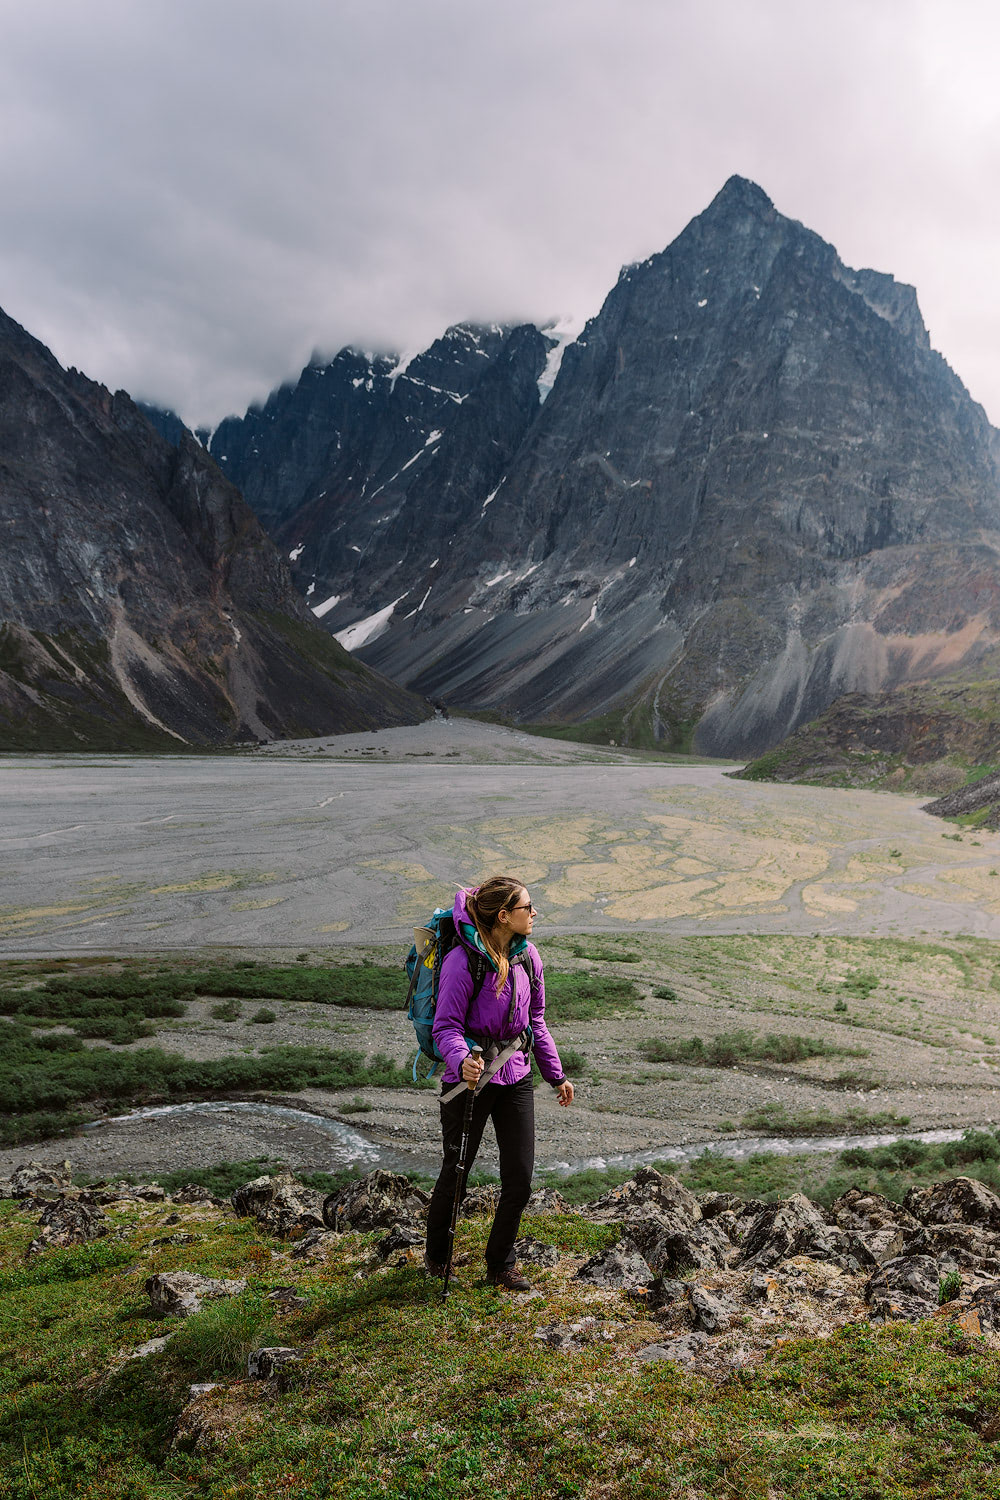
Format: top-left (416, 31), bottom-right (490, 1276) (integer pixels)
top-left (461, 1051), bottom-right (485, 1085)
top-left (555, 1080), bottom-right (574, 1107)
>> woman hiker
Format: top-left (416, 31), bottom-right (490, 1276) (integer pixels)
top-left (423, 874), bottom-right (574, 1291)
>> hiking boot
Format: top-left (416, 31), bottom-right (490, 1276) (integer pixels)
top-left (486, 1266), bottom-right (533, 1292)
top-left (423, 1253), bottom-right (459, 1285)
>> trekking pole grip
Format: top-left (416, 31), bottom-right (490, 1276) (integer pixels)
top-left (466, 1043), bottom-right (483, 1090)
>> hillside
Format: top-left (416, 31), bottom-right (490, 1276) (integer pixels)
top-left (0, 307), bottom-right (426, 749)
top-left (6, 1161), bottom-right (1000, 1498)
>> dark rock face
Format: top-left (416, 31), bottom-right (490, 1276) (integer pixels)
top-left (575, 1240), bottom-right (655, 1291)
top-left (28, 1198), bottom-right (109, 1254)
top-left (320, 1169), bottom-right (429, 1232)
top-left (221, 178), bottom-right (1000, 753)
top-left (230, 1174), bottom-right (327, 1237)
top-left (0, 306), bottom-right (426, 748)
top-left (735, 1193), bottom-right (844, 1270)
top-left (864, 1254), bottom-right (941, 1322)
top-left (211, 322), bottom-right (551, 625)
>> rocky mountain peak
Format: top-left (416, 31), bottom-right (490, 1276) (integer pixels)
top-left (212, 180), bottom-right (1000, 756)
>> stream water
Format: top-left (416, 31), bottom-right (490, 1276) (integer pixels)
top-left (84, 1099), bottom-right (977, 1179)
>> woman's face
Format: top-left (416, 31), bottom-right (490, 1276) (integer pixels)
top-left (504, 887), bottom-right (535, 939)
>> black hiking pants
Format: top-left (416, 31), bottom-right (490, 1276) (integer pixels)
top-left (425, 1074), bottom-right (534, 1273)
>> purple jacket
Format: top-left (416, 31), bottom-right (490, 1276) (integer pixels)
top-left (432, 886), bottom-right (565, 1088)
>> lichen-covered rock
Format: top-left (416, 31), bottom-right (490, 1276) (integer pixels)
top-left (904, 1177), bottom-right (1000, 1232)
top-left (865, 1255), bottom-right (941, 1322)
top-left (625, 1214), bottom-right (732, 1277)
top-left (289, 1229), bottom-right (339, 1261)
top-left (28, 1197), bottom-right (109, 1254)
top-left (901, 1223), bottom-right (1000, 1276)
top-left (831, 1189), bottom-right (920, 1234)
top-left (635, 1334), bottom-right (708, 1366)
top-left (585, 1168), bottom-right (702, 1224)
top-left (247, 1347), bottom-right (301, 1381)
top-left (513, 1236), bottom-right (560, 1268)
top-left (458, 1185), bottom-right (499, 1219)
top-left (377, 1223), bottom-right (425, 1260)
top-left (736, 1194), bottom-right (844, 1270)
top-left (11, 1161), bottom-right (73, 1199)
top-left (172, 1184), bottom-right (225, 1206)
top-left (688, 1285), bottom-right (732, 1334)
top-left (146, 1271), bottom-right (248, 1318)
top-left (524, 1186), bottom-right (570, 1215)
top-left (534, 1318), bottom-right (614, 1351)
top-left (231, 1174), bottom-right (326, 1237)
top-left (321, 1170), bottom-right (429, 1232)
top-left (699, 1192), bottom-right (765, 1222)
top-left (575, 1241), bottom-right (655, 1291)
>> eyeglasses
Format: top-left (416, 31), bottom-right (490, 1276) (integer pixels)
top-left (510, 902), bottom-right (537, 916)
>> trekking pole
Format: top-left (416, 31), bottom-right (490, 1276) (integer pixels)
top-left (442, 1045), bottom-right (483, 1302)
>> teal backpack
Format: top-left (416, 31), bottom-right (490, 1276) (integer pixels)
top-left (404, 907), bottom-right (488, 1079)
top-left (404, 904), bottom-right (535, 1080)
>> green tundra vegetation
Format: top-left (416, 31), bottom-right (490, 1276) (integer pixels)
top-left (0, 956), bottom-right (643, 1146)
top-left (4, 1192), bottom-right (1000, 1499)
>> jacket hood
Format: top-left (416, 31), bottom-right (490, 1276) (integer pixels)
top-left (453, 886), bottom-right (528, 970)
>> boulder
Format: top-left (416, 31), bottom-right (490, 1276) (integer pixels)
top-left (231, 1174), bottom-right (327, 1237)
top-left (376, 1223), bottom-right (425, 1260)
top-left (173, 1184), bottom-right (225, 1206)
top-left (970, 1283), bottom-right (1000, 1335)
top-left (584, 1168), bottom-right (702, 1224)
top-left (28, 1198), bottom-right (109, 1254)
top-left (289, 1229), bottom-right (339, 1261)
top-left (534, 1318), bottom-right (614, 1351)
top-left (525, 1186), bottom-right (570, 1214)
top-left (146, 1271), bottom-right (248, 1318)
top-left (635, 1333), bottom-right (708, 1366)
top-left (736, 1195), bottom-right (845, 1270)
top-left (688, 1284), bottom-right (732, 1334)
top-left (247, 1346), bottom-right (301, 1382)
top-left (513, 1236), bottom-right (560, 1268)
top-left (839, 1226), bottom-right (910, 1269)
top-left (265, 1286), bottom-right (310, 1311)
top-left (699, 1192), bottom-right (764, 1222)
top-left (830, 1188), bottom-right (919, 1234)
top-left (865, 1255), bottom-right (941, 1322)
top-left (575, 1241), bottom-right (655, 1291)
top-left (903, 1177), bottom-right (1000, 1232)
top-left (458, 1186), bottom-right (499, 1219)
top-left (11, 1161), bottom-right (73, 1199)
top-left (901, 1223), bottom-right (1000, 1276)
top-left (321, 1170), bottom-right (429, 1232)
top-left (625, 1214), bottom-right (732, 1277)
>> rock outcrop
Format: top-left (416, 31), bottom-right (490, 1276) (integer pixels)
top-left (0, 305), bottom-right (426, 748)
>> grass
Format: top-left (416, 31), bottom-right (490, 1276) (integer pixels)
top-left (539, 1126), bottom-right (1000, 1210)
top-left (5, 1194), bottom-right (1000, 1497)
top-left (0, 954), bottom-right (640, 1146)
top-left (542, 972), bottom-right (641, 1019)
top-left (0, 1026), bottom-right (422, 1146)
top-left (638, 1028), bottom-right (868, 1068)
top-left (740, 1101), bottom-right (911, 1136)
top-left (167, 1292), bottom-right (278, 1378)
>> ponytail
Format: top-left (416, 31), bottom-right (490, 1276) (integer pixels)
top-left (465, 874), bottom-right (526, 994)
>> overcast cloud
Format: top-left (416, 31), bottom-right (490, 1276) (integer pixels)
top-left (2, 0), bottom-right (1000, 427)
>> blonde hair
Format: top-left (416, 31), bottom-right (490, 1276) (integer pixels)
top-left (465, 874), bottom-right (526, 993)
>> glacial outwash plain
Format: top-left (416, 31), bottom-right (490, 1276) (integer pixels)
top-left (6, 716), bottom-right (1000, 1184)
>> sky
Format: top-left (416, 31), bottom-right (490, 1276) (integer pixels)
top-left (3, 0), bottom-right (1000, 428)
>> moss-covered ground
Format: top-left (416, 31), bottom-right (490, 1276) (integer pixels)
top-left (6, 1193), bottom-right (1000, 1498)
